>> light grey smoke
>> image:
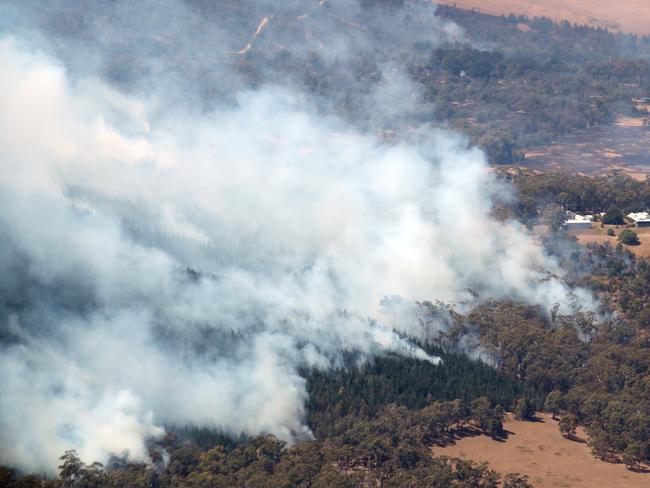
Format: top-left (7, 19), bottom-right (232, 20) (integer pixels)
top-left (0, 2), bottom-right (593, 475)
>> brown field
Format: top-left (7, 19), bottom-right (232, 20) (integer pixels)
top-left (433, 413), bottom-right (650, 488)
top-left (568, 225), bottom-right (650, 258)
top-left (436, 0), bottom-right (650, 35)
top-left (522, 117), bottom-right (650, 180)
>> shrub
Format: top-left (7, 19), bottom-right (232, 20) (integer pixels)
top-left (618, 229), bottom-right (640, 245)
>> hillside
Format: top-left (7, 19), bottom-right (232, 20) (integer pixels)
top-left (3, 1), bottom-right (650, 487)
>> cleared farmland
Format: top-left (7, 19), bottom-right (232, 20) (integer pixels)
top-left (433, 413), bottom-right (650, 488)
top-left (436, 0), bottom-right (650, 35)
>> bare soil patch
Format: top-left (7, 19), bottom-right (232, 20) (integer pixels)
top-left (569, 225), bottom-right (650, 258)
top-left (521, 117), bottom-right (650, 180)
top-left (433, 413), bottom-right (650, 488)
top-left (436, 0), bottom-right (650, 35)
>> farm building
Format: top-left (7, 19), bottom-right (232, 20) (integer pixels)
top-left (628, 212), bottom-right (650, 227)
top-left (564, 212), bottom-right (593, 230)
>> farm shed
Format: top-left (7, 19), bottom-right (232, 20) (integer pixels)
top-left (628, 212), bottom-right (650, 227)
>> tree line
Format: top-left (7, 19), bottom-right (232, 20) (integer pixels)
top-left (1, 400), bottom-right (531, 487)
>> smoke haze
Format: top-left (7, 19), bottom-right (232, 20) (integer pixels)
top-left (0, 0), bottom-right (592, 474)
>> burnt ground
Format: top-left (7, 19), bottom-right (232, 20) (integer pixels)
top-left (522, 117), bottom-right (650, 180)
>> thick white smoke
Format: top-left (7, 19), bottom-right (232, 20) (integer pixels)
top-left (0, 32), bottom-right (592, 474)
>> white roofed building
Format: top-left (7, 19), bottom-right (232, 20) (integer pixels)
top-left (564, 212), bottom-right (593, 230)
top-left (628, 212), bottom-right (650, 227)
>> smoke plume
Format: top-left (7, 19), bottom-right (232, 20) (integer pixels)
top-left (0, 0), bottom-right (592, 474)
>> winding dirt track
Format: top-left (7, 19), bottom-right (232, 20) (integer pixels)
top-left (436, 0), bottom-right (650, 35)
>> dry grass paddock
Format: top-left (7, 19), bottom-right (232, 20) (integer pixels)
top-left (433, 413), bottom-right (650, 488)
top-left (437, 1), bottom-right (650, 35)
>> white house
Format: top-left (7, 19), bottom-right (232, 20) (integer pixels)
top-left (564, 212), bottom-right (593, 230)
top-left (628, 212), bottom-right (650, 227)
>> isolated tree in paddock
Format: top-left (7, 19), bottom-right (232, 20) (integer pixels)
top-left (618, 229), bottom-right (640, 246)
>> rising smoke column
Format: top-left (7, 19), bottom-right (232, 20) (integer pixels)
top-left (0, 2), bottom-right (592, 475)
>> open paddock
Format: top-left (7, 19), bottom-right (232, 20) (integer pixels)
top-left (433, 413), bottom-right (650, 488)
top-left (436, 1), bottom-right (650, 35)
top-left (569, 225), bottom-right (650, 258)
